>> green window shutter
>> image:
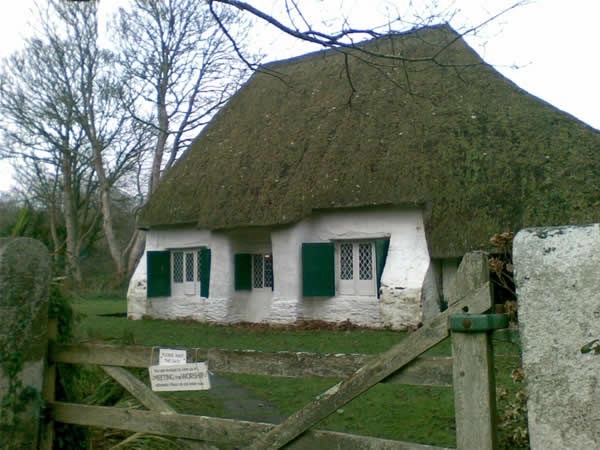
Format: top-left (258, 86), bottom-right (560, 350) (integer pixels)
top-left (200, 248), bottom-right (211, 298)
top-left (375, 238), bottom-right (390, 298)
top-left (302, 243), bottom-right (335, 297)
top-left (234, 253), bottom-right (252, 290)
top-left (147, 251), bottom-right (171, 298)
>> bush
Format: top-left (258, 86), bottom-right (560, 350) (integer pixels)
top-left (489, 232), bottom-right (529, 449)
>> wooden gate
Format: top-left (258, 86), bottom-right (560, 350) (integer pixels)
top-left (41, 252), bottom-right (503, 449)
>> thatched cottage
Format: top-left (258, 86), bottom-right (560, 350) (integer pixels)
top-left (127, 25), bottom-right (600, 329)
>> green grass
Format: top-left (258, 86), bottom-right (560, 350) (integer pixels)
top-left (72, 297), bottom-right (405, 353)
top-left (228, 374), bottom-right (457, 446)
top-left (67, 294), bottom-right (523, 448)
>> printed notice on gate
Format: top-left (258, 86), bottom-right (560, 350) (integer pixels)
top-left (149, 362), bottom-right (211, 392)
top-left (158, 348), bottom-right (187, 365)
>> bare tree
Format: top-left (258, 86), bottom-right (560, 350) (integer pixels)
top-left (43, 0), bottom-right (148, 280)
top-left (0, 1), bottom-right (146, 283)
top-left (0, 0), bottom-right (251, 282)
top-left (13, 162), bottom-right (65, 261)
top-left (11, 159), bottom-right (103, 275)
top-left (112, 0), bottom-right (252, 275)
top-left (114, 0), bottom-right (252, 194)
top-left (0, 31), bottom-right (102, 283)
top-left (207, 0), bottom-right (526, 74)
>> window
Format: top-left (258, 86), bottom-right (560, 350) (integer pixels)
top-left (253, 254), bottom-right (273, 289)
top-left (173, 251), bottom-right (184, 283)
top-left (336, 242), bottom-right (376, 296)
top-left (301, 239), bottom-right (389, 298)
top-left (147, 248), bottom-right (210, 298)
top-left (171, 249), bottom-right (200, 296)
top-left (235, 253), bottom-right (273, 291)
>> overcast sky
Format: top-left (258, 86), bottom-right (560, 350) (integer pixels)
top-left (0, 0), bottom-right (598, 191)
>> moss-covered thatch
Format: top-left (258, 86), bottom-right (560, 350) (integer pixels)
top-left (140, 25), bottom-right (600, 258)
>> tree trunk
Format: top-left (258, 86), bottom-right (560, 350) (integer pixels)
top-left (62, 158), bottom-right (82, 284)
top-left (48, 202), bottom-right (62, 268)
top-left (100, 184), bottom-right (125, 279)
top-left (150, 73), bottom-right (169, 194)
top-left (91, 140), bottom-right (126, 281)
top-left (126, 229), bottom-right (146, 277)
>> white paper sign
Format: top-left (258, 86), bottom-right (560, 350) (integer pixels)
top-left (149, 362), bottom-right (211, 392)
top-left (159, 348), bottom-right (187, 366)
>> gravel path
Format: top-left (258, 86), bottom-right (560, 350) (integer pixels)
top-left (208, 374), bottom-right (285, 424)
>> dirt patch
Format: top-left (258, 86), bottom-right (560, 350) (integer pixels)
top-left (213, 319), bottom-right (373, 332)
top-left (209, 374), bottom-right (284, 424)
top-left (97, 312), bottom-right (127, 318)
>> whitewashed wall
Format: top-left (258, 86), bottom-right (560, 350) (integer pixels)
top-left (127, 256), bottom-right (147, 320)
top-left (227, 229), bottom-right (274, 323)
top-left (127, 207), bottom-right (440, 328)
top-left (270, 208), bottom-right (434, 328)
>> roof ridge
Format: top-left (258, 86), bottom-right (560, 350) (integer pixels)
top-left (258, 23), bottom-right (459, 70)
top-left (139, 22), bottom-right (600, 258)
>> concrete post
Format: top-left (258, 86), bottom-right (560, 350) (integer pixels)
top-left (0, 238), bottom-right (50, 450)
top-left (514, 224), bottom-right (600, 449)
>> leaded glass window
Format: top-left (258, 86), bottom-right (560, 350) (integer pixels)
top-left (173, 252), bottom-right (183, 283)
top-left (249, 254), bottom-right (273, 290)
top-left (336, 241), bottom-right (377, 296)
top-left (185, 252), bottom-right (195, 282)
top-left (264, 255), bottom-right (273, 288)
top-left (170, 248), bottom-right (209, 296)
top-left (359, 243), bottom-right (373, 280)
top-left (340, 243), bottom-right (353, 280)
top-left (253, 254), bottom-right (264, 288)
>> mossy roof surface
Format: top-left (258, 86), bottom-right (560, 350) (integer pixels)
top-left (139, 25), bottom-right (600, 258)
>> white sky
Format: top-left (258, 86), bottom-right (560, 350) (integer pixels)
top-left (0, 0), bottom-right (598, 192)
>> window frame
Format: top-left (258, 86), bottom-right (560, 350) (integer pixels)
top-left (252, 253), bottom-right (274, 291)
top-left (235, 252), bottom-right (274, 292)
top-left (335, 240), bottom-right (377, 297)
top-left (169, 247), bottom-right (210, 297)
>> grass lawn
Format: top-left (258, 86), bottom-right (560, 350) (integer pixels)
top-left (66, 294), bottom-right (524, 449)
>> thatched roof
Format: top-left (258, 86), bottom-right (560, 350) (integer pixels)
top-left (139, 25), bottom-right (600, 258)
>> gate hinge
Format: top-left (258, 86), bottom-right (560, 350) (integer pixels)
top-left (450, 313), bottom-right (509, 333)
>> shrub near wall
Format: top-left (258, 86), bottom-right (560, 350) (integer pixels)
top-left (488, 232), bottom-right (529, 449)
top-left (0, 238), bottom-right (50, 450)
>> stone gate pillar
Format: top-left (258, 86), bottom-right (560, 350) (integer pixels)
top-left (0, 238), bottom-right (50, 450)
top-left (514, 224), bottom-right (600, 450)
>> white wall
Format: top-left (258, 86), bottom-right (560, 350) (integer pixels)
top-left (127, 255), bottom-right (148, 319)
top-left (147, 228), bottom-right (210, 321)
top-left (227, 229), bottom-right (274, 323)
top-left (127, 207), bottom-right (437, 329)
top-left (280, 208), bottom-right (432, 328)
